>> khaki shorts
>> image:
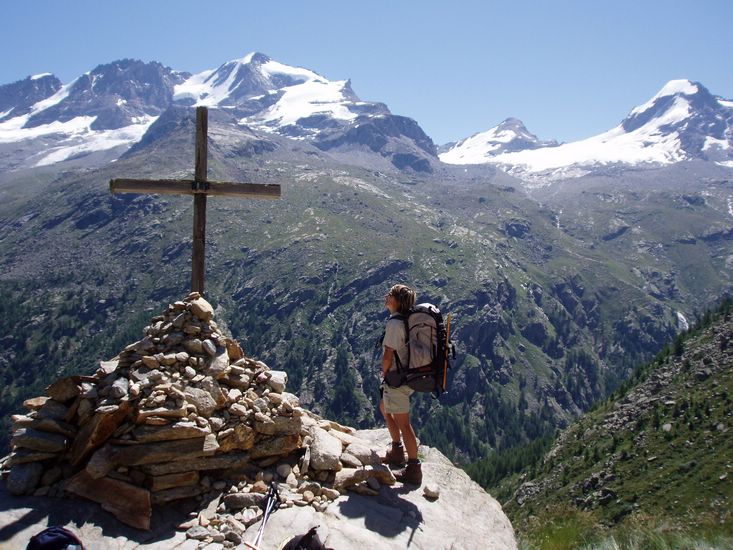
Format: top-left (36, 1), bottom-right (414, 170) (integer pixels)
top-left (382, 384), bottom-right (414, 414)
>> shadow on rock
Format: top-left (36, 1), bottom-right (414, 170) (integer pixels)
top-left (336, 485), bottom-right (424, 544)
top-left (0, 481), bottom-right (193, 549)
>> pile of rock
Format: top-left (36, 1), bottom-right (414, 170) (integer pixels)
top-left (1, 293), bottom-right (396, 535)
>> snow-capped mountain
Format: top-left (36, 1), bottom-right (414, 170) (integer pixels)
top-left (173, 52), bottom-right (384, 135)
top-left (0, 74), bottom-right (62, 120)
top-left (0, 53), bottom-right (436, 173)
top-left (170, 52), bottom-right (435, 170)
top-left (440, 80), bottom-right (733, 179)
top-left (0, 60), bottom-right (187, 169)
top-left (439, 117), bottom-right (558, 163)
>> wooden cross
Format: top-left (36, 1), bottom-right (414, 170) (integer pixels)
top-left (109, 106), bottom-right (281, 295)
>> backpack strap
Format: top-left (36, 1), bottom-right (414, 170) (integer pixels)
top-left (391, 313), bottom-right (409, 374)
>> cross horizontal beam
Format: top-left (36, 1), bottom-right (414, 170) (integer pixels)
top-left (109, 178), bottom-right (281, 199)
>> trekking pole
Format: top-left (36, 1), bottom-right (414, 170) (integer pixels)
top-left (248, 481), bottom-right (280, 549)
top-left (442, 313), bottom-right (452, 390)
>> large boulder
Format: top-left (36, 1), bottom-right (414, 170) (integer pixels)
top-left (309, 427), bottom-right (343, 471)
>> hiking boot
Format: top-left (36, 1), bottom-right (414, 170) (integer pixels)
top-left (382, 442), bottom-right (406, 466)
top-left (396, 459), bottom-right (422, 486)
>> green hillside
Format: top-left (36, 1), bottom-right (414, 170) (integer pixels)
top-left (473, 299), bottom-right (733, 549)
top-left (1, 118), bottom-right (732, 468)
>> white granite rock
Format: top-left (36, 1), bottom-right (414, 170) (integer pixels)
top-left (309, 427), bottom-right (343, 471)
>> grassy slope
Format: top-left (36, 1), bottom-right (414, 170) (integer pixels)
top-left (481, 301), bottom-right (733, 549)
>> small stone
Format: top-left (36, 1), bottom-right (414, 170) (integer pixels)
top-left (45, 377), bottom-right (81, 403)
top-left (267, 393), bottom-right (283, 406)
top-left (186, 525), bottom-right (210, 540)
top-left (141, 356), bottom-right (159, 369)
top-left (267, 371), bottom-right (288, 393)
top-left (302, 490), bottom-right (315, 503)
top-left (321, 487), bottom-right (340, 500)
top-left (228, 389), bottom-right (243, 402)
top-left (184, 366), bottom-right (197, 379)
top-left (109, 377), bottom-right (129, 399)
top-left (183, 324), bottom-right (201, 335)
top-left (196, 416), bottom-right (209, 428)
top-left (423, 485), bottom-right (440, 499)
top-left (229, 403), bottom-right (249, 417)
top-left (251, 480), bottom-right (268, 494)
top-left (183, 339), bottom-right (204, 354)
top-left (240, 508), bottom-right (263, 527)
top-left (23, 396), bottom-right (49, 410)
top-left (225, 531), bottom-right (242, 544)
top-left (309, 427), bottom-right (343, 471)
top-left (203, 433), bottom-right (219, 454)
top-left (7, 462), bottom-right (44, 495)
top-left (202, 340), bottom-right (217, 357)
top-left (207, 349), bottom-right (230, 378)
top-left (662, 423), bottom-right (672, 432)
top-left (160, 353), bottom-right (178, 366)
top-left (340, 452), bottom-right (362, 468)
top-left (190, 297), bottom-right (214, 322)
top-left (224, 492), bottom-right (265, 510)
top-left (129, 383), bottom-right (141, 399)
top-left (277, 464), bottom-right (292, 479)
top-left (185, 387), bottom-right (217, 416)
top-left (12, 428), bottom-right (67, 453)
top-left (224, 338), bottom-right (244, 361)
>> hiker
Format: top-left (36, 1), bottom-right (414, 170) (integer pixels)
top-left (380, 283), bottom-right (422, 485)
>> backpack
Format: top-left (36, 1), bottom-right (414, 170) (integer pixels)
top-left (281, 526), bottom-right (334, 550)
top-left (388, 303), bottom-right (455, 395)
top-left (26, 526), bottom-right (84, 550)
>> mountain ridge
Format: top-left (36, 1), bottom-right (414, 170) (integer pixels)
top-left (0, 52), bottom-right (437, 174)
top-left (440, 79), bottom-right (733, 180)
top-left (3, 55), bottom-right (732, 181)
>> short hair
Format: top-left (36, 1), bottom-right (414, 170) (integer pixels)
top-left (389, 284), bottom-right (416, 315)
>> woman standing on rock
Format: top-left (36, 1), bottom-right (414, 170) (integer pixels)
top-left (380, 284), bottom-right (422, 486)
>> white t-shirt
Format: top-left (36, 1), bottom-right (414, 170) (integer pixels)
top-left (383, 314), bottom-right (409, 372)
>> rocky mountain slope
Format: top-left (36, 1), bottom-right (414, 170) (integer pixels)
top-left (1, 53), bottom-right (733, 473)
top-left (441, 80), bottom-right (733, 181)
top-left (0, 295), bottom-right (516, 549)
top-left (1, 103), bottom-right (732, 465)
top-left (497, 300), bottom-right (733, 548)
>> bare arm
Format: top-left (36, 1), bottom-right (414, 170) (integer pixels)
top-left (382, 347), bottom-right (395, 376)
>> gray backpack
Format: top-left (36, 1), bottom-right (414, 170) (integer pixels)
top-left (389, 303), bottom-right (454, 395)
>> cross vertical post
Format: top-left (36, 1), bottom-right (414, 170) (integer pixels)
top-left (192, 106), bottom-right (208, 294)
top-left (109, 107), bottom-right (281, 296)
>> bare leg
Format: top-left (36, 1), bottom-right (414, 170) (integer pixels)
top-left (393, 412), bottom-right (418, 460)
top-left (380, 400), bottom-right (401, 443)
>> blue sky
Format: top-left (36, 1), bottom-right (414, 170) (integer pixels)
top-left (3, 0), bottom-right (731, 145)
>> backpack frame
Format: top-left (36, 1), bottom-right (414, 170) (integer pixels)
top-left (389, 303), bottom-right (454, 395)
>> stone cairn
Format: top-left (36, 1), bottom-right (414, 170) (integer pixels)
top-left (2, 293), bottom-right (395, 543)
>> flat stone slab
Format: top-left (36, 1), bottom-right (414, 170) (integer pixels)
top-left (248, 431), bottom-right (516, 550)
